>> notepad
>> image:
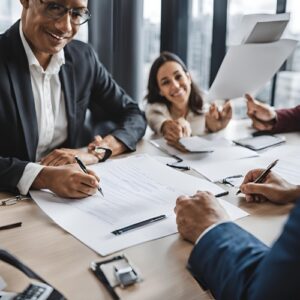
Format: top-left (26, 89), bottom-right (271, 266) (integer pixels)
top-left (179, 136), bottom-right (215, 153)
top-left (233, 135), bottom-right (285, 151)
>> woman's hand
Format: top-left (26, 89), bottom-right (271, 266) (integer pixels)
top-left (206, 100), bottom-right (232, 132)
top-left (161, 119), bottom-right (191, 144)
top-left (41, 148), bottom-right (98, 166)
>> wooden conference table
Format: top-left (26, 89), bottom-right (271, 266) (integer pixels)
top-left (0, 119), bottom-right (299, 300)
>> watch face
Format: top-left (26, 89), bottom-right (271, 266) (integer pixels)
top-left (94, 147), bottom-right (106, 157)
top-left (93, 147), bottom-right (112, 162)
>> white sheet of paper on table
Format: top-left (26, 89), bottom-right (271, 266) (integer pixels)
top-left (30, 154), bottom-right (248, 256)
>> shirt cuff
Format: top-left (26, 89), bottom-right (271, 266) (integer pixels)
top-left (194, 221), bottom-right (232, 245)
top-left (17, 163), bottom-right (44, 195)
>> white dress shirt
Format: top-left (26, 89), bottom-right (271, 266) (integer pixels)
top-left (195, 221), bottom-right (231, 245)
top-left (17, 23), bottom-right (68, 195)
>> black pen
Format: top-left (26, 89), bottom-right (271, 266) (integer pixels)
top-left (215, 191), bottom-right (229, 198)
top-left (0, 221), bottom-right (22, 231)
top-left (112, 215), bottom-right (167, 235)
top-left (236, 159), bottom-right (279, 195)
top-left (75, 156), bottom-right (104, 196)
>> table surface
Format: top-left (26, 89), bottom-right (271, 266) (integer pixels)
top-left (0, 119), bottom-right (299, 300)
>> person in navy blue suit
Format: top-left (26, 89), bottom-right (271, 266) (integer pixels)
top-left (175, 169), bottom-right (300, 300)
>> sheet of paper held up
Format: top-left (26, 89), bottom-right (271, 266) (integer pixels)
top-left (30, 155), bottom-right (248, 256)
top-left (206, 39), bottom-right (297, 101)
top-left (233, 13), bottom-right (290, 45)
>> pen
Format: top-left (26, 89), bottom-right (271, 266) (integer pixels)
top-left (236, 159), bottom-right (279, 195)
top-left (215, 191), bottom-right (229, 198)
top-left (150, 141), bottom-right (185, 162)
top-left (111, 214), bottom-right (167, 235)
top-left (0, 221), bottom-right (22, 231)
top-left (166, 163), bottom-right (190, 171)
top-left (75, 156), bottom-right (104, 196)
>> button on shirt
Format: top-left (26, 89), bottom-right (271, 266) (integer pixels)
top-left (17, 23), bottom-right (68, 195)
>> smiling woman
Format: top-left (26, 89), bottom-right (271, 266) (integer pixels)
top-left (144, 51), bottom-right (233, 146)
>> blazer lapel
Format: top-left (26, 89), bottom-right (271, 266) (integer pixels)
top-left (60, 55), bottom-right (76, 147)
top-left (6, 22), bottom-right (38, 161)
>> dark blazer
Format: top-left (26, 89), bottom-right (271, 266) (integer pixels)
top-left (0, 21), bottom-right (146, 193)
top-left (188, 199), bottom-right (300, 300)
top-left (272, 105), bottom-right (300, 133)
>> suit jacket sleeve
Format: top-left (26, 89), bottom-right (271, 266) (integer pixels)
top-left (0, 157), bottom-right (28, 193)
top-left (272, 105), bottom-right (300, 133)
top-left (87, 46), bottom-right (146, 151)
top-left (188, 200), bottom-right (300, 300)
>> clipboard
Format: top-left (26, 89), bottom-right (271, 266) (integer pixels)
top-left (233, 135), bottom-right (285, 151)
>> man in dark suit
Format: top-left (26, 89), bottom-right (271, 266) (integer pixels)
top-left (175, 170), bottom-right (300, 300)
top-left (0, 0), bottom-right (146, 198)
top-left (246, 93), bottom-right (300, 132)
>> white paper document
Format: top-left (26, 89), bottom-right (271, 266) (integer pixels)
top-left (193, 145), bottom-right (300, 185)
top-left (151, 138), bottom-right (257, 165)
top-left (234, 13), bottom-right (290, 45)
top-left (207, 39), bottom-right (297, 101)
top-left (30, 155), bottom-right (248, 256)
top-left (179, 136), bottom-right (215, 153)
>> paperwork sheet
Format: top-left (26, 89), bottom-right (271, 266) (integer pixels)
top-left (193, 145), bottom-right (300, 185)
top-left (206, 39), bottom-right (297, 101)
top-left (150, 138), bottom-right (258, 164)
top-left (234, 13), bottom-right (290, 44)
top-left (30, 155), bottom-right (248, 256)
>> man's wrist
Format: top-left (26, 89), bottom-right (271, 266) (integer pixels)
top-left (31, 167), bottom-right (52, 190)
top-left (194, 221), bottom-right (232, 245)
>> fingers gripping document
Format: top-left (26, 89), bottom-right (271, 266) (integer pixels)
top-left (30, 155), bottom-right (248, 256)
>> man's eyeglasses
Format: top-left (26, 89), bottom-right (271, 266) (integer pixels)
top-left (39, 0), bottom-right (91, 25)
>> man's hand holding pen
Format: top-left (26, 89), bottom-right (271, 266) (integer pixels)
top-left (239, 166), bottom-right (300, 204)
top-left (32, 164), bottom-right (100, 199)
top-left (75, 156), bottom-right (104, 196)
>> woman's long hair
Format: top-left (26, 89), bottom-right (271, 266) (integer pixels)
top-left (145, 51), bottom-right (203, 114)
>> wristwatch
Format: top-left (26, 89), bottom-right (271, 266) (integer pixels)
top-left (93, 147), bottom-right (112, 162)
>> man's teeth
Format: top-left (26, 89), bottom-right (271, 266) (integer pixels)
top-left (50, 32), bottom-right (64, 40)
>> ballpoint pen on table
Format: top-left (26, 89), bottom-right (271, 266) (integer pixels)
top-left (150, 141), bottom-right (190, 170)
top-left (236, 159), bottom-right (279, 195)
top-left (0, 222), bottom-right (22, 230)
top-left (74, 156), bottom-right (104, 196)
top-left (111, 215), bottom-right (167, 235)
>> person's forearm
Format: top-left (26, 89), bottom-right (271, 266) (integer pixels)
top-left (272, 106), bottom-right (300, 133)
top-left (31, 167), bottom-right (52, 190)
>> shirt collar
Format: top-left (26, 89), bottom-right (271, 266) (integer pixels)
top-left (19, 22), bottom-right (65, 74)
